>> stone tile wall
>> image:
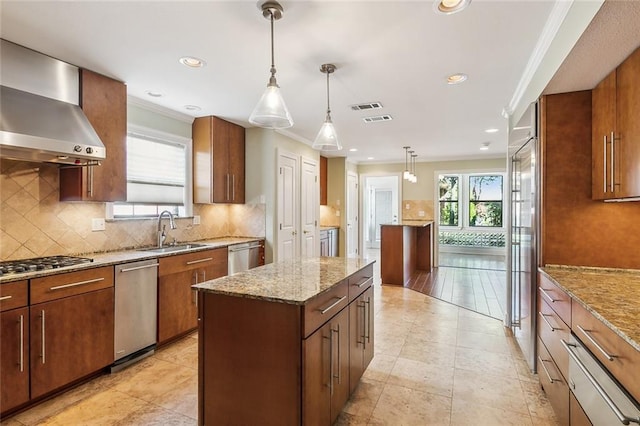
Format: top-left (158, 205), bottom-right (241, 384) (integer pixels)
top-left (0, 160), bottom-right (265, 260)
top-left (402, 199), bottom-right (434, 221)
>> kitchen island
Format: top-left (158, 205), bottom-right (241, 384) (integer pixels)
top-left (380, 221), bottom-right (433, 286)
top-left (193, 257), bottom-right (375, 426)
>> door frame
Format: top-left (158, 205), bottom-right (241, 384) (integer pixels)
top-left (276, 149), bottom-right (299, 262)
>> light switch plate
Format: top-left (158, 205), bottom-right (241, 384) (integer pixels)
top-left (91, 218), bottom-right (105, 231)
top-left (406, 203), bottom-right (410, 209)
top-left (336, 210), bottom-right (340, 217)
top-left (418, 210), bottom-right (425, 217)
top-left (193, 215), bottom-right (201, 225)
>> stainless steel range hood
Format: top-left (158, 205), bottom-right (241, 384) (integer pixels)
top-left (0, 39), bottom-right (106, 165)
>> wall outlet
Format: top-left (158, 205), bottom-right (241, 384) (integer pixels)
top-left (405, 203), bottom-right (410, 210)
top-left (336, 210), bottom-right (340, 217)
top-left (418, 210), bottom-right (425, 217)
top-left (91, 218), bottom-right (105, 231)
top-left (193, 215), bottom-right (201, 225)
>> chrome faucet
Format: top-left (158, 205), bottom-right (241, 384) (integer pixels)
top-left (157, 210), bottom-right (177, 248)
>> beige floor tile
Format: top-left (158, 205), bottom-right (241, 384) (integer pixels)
top-left (116, 404), bottom-right (197, 426)
top-left (334, 412), bottom-right (370, 425)
top-left (450, 398), bottom-right (534, 426)
top-left (513, 356), bottom-right (538, 383)
top-left (154, 374), bottom-right (198, 419)
top-left (399, 337), bottom-right (457, 367)
top-left (520, 380), bottom-right (558, 421)
top-left (453, 368), bottom-right (530, 415)
top-left (369, 383), bottom-right (451, 426)
top-left (342, 377), bottom-right (385, 418)
top-left (408, 321), bottom-right (458, 345)
top-left (456, 329), bottom-right (511, 354)
top-left (456, 314), bottom-right (506, 336)
top-left (362, 354), bottom-right (397, 383)
top-left (113, 358), bottom-right (195, 402)
top-left (530, 415), bottom-right (561, 426)
top-left (387, 357), bottom-right (454, 397)
top-left (454, 346), bottom-right (519, 379)
top-left (0, 418), bottom-right (25, 426)
top-left (374, 333), bottom-right (406, 357)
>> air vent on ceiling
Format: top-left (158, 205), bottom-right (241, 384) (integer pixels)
top-left (350, 102), bottom-right (383, 111)
top-left (363, 115), bottom-right (393, 123)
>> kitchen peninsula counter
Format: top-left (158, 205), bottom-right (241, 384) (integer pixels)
top-left (194, 257), bottom-right (375, 426)
top-left (380, 221), bottom-right (433, 286)
top-left (539, 265), bottom-right (640, 351)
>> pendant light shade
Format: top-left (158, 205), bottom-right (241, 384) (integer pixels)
top-left (403, 146), bottom-right (411, 180)
top-left (312, 64), bottom-right (342, 151)
top-left (411, 153), bottom-right (418, 183)
top-left (249, 1), bottom-right (293, 129)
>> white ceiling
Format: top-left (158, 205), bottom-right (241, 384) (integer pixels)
top-left (0, 0), bottom-right (617, 164)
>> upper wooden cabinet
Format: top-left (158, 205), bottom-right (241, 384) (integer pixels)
top-left (592, 46), bottom-right (640, 200)
top-left (320, 155), bottom-right (328, 205)
top-left (59, 69), bottom-right (127, 202)
top-left (193, 116), bottom-right (245, 204)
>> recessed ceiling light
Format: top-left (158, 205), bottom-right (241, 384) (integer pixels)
top-left (349, 148), bottom-right (358, 152)
top-left (480, 142), bottom-right (490, 151)
top-left (179, 56), bottom-right (206, 68)
top-left (485, 128), bottom-right (499, 133)
top-left (367, 157), bottom-right (374, 160)
top-left (446, 73), bottom-right (468, 85)
top-left (146, 91), bottom-right (163, 98)
top-left (184, 105), bottom-right (201, 111)
top-left (434, 0), bottom-right (471, 15)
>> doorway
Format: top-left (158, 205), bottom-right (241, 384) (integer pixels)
top-left (362, 175), bottom-right (399, 250)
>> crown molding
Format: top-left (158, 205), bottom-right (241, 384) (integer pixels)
top-left (127, 95), bottom-right (194, 123)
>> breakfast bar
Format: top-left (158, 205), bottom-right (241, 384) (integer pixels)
top-left (380, 221), bottom-right (433, 286)
top-left (193, 257), bottom-right (375, 426)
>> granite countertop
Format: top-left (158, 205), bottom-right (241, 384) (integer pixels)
top-left (540, 265), bottom-right (640, 352)
top-left (320, 226), bottom-right (339, 230)
top-left (0, 237), bottom-right (263, 284)
top-left (381, 220), bottom-right (433, 227)
top-left (193, 257), bottom-right (375, 305)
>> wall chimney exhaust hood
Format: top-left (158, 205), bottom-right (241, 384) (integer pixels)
top-left (0, 39), bottom-right (106, 165)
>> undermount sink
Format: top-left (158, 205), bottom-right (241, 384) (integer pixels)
top-left (139, 243), bottom-right (208, 253)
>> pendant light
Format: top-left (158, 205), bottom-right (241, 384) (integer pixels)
top-left (407, 150), bottom-right (415, 182)
top-left (312, 64), bottom-right (342, 151)
top-left (249, 1), bottom-right (293, 129)
top-left (411, 153), bottom-right (418, 183)
top-left (403, 146), bottom-right (411, 180)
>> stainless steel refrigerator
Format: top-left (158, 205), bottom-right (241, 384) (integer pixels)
top-left (507, 102), bottom-right (539, 372)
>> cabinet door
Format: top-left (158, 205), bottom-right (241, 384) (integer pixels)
top-left (212, 118), bottom-right (231, 203)
top-left (616, 46), bottom-right (640, 199)
top-left (30, 288), bottom-right (114, 399)
top-left (348, 286), bottom-right (374, 395)
top-left (158, 269), bottom-right (199, 344)
top-left (228, 122), bottom-right (245, 204)
top-left (362, 286), bottom-right (374, 372)
top-left (1, 307), bottom-right (29, 414)
top-left (591, 70), bottom-right (616, 200)
top-left (59, 70), bottom-right (127, 202)
top-left (320, 156), bottom-right (328, 206)
top-left (330, 308), bottom-right (350, 424)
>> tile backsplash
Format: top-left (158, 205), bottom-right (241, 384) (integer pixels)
top-left (0, 160), bottom-right (265, 260)
top-left (402, 200), bottom-right (434, 221)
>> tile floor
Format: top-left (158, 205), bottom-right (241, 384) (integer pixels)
top-left (2, 259), bottom-right (558, 425)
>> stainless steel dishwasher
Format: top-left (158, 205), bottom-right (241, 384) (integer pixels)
top-left (228, 242), bottom-right (262, 275)
top-left (112, 259), bottom-right (159, 372)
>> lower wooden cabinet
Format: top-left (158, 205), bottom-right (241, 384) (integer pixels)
top-left (303, 307), bottom-right (350, 426)
top-left (158, 248), bottom-right (227, 344)
top-left (0, 307), bottom-right (30, 413)
top-left (569, 392), bottom-right (591, 426)
top-left (349, 285), bottom-right (374, 394)
top-left (538, 337), bottom-right (570, 426)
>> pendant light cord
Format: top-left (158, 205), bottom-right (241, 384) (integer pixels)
top-left (326, 71), bottom-right (331, 117)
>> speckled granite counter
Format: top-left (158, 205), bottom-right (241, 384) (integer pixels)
top-left (0, 237), bottom-right (262, 284)
top-left (193, 257), bottom-right (375, 304)
top-left (381, 220), bottom-right (433, 227)
top-left (539, 265), bottom-right (640, 352)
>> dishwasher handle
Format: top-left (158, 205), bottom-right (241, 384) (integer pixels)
top-left (229, 242), bottom-right (262, 252)
top-left (119, 263), bottom-right (160, 273)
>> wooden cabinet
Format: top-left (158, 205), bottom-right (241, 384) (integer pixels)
top-left (349, 285), bottom-right (374, 394)
top-left (569, 393), bottom-right (591, 426)
top-left (1, 280), bottom-right (29, 415)
top-left (303, 307), bottom-right (349, 426)
top-left (29, 267), bottom-right (114, 399)
top-left (158, 248), bottom-right (227, 344)
top-left (193, 116), bottom-right (245, 204)
top-left (60, 69), bottom-right (127, 202)
top-left (538, 336), bottom-right (570, 426)
top-left (320, 155), bottom-right (328, 205)
top-left (592, 46), bottom-right (640, 200)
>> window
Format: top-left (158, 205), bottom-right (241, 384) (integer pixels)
top-left (438, 175), bottom-right (459, 227)
top-left (468, 175), bottom-right (503, 227)
top-left (438, 173), bottom-right (504, 229)
top-left (110, 126), bottom-right (192, 219)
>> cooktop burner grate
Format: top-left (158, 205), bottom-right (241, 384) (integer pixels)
top-left (0, 255), bottom-right (93, 276)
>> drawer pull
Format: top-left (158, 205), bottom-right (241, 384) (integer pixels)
top-left (19, 314), bottom-right (24, 372)
top-left (319, 296), bottom-right (347, 315)
top-left (186, 257), bottom-right (213, 265)
top-left (538, 356), bottom-right (559, 383)
top-left (50, 277), bottom-right (105, 291)
top-left (0, 295), bottom-right (13, 301)
top-left (538, 312), bottom-right (559, 332)
top-left (41, 310), bottom-right (46, 364)
top-left (562, 339), bottom-right (638, 425)
top-left (576, 325), bottom-right (616, 361)
top-left (354, 276), bottom-right (373, 288)
top-left (539, 287), bottom-right (559, 303)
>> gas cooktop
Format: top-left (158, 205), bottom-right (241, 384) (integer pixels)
top-left (0, 255), bottom-right (93, 276)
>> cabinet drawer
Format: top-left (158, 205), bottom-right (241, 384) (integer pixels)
top-left (538, 272), bottom-right (571, 327)
top-left (538, 298), bottom-right (570, 382)
top-left (303, 280), bottom-right (348, 338)
top-left (537, 337), bottom-right (570, 426)
top-left (572, 299), bottom-right (640, 403)
top-left (159, 248), bottom-right (227, 277)
top-left (348, 264), bottom-right (373, 302)
top-left (31, 267), bottom-right (114, 304)
top-left (0, 280), bottom-right (28, 312)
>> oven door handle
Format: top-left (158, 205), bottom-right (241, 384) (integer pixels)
top-left (561, 339), bottom-right (640, 425)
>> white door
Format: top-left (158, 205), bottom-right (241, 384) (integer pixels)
top-left (300, 157), bottom-right (318, 257)
top-left (363, 175), bottom-right (400, 249)
top-left (277, 151), bottom-right (298, 261)
top-left (347, 172), bottom-right (359, 257)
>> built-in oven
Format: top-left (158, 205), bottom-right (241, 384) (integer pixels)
top-left (563, 334), bottom-right (640, 425)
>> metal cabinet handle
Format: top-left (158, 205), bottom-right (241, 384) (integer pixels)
top-left (19, 314), bottom-right (24, 372)
top-left (232, 174), bottom-right (235, 201)
top-left (538, 312), bottom-right (559, 332)
top-left (562, 339), bottom-right (638, 425)
top-left (603, 134), bottom-right (608, 193)
top-left (539, 287), bottom-right (559, 303)
top-left (355, 276), bottom-right (372, 289)
top-left (119, 263), bottom-right (159, 273)
top-left (319, 296), bottom-right (346, 315)
top-left (50, 277), bottom-right (104, 291)
top-left (611, 131), bottom-right (615, 193)
top-left (88, 166), bottom-right (94, 198)
top-left (358, 301), bottom-right (366, 347)
top-left (0, 295), bottom-right (12, 301)
top-left (365, 297), bottom-right (372, 343)
top-left (576, 325), bottom-right (615, 361)
top-left (324, 332), bottom-right (333, 396)
top-left (41, 310), bottom-right (46, 364)
top-left (538, 356), bottom-right (559, 383)
top-left (186, 257), bottom-right (213, 265)
top-left (331, 325), bottom-right (341, 385)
